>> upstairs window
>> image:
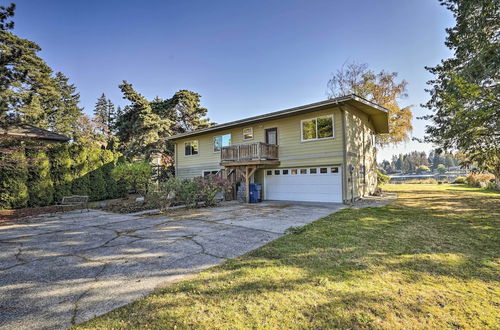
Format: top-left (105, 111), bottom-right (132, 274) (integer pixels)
top-left (184, 141), bottom-right (199, 156)
top-left (243, 127), bottom-right (254, 140)
top-left (301, 115), bottom-right (334, 141)
top-left (213, 134), bottom-right (231, 152)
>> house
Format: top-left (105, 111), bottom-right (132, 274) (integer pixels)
top-left (167, 94), bottom-right (389, 204)
top-left (0, 124), bottom-right (70, 143)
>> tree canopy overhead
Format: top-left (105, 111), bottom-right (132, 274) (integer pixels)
top-left (115, 82), bottom-right (213, 159)
top-left (0, 3), bottom-right (82, 136)
top-left (327, 62), bottom-right (413, 146)
top-left (423, 0), bottom-right (499, 182)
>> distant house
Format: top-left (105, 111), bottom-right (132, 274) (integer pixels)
top-left (167, 94), bottom-right (389, 204)
top-left (0, 124), bottom-right (70, 143)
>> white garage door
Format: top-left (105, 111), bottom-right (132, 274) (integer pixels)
top-left (264, 166), bottom-right (342, 203)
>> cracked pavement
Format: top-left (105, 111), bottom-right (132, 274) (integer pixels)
top-left (0, 201), bottom-right (343, 329)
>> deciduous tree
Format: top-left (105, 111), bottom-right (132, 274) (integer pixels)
top-left (327, 62), bottom-right (413, 146)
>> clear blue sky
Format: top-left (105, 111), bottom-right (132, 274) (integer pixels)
top-left (10, 0), bottom-right (454, 161)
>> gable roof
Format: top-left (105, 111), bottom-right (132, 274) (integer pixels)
top-left (0, 124), bottom-right (70, 142)
top-left (167, 94), bottom-right (389, 141)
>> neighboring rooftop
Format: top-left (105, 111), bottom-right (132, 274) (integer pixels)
top-left (167, 94), bottom-right (389, 140)
top-left (0, 124), bottom-right (70, 142)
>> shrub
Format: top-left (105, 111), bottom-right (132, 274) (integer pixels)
top-left (437, 164), bottom-right (447, 174)
top-left (175, 179), bottom-right (201, 208)
top-left (453, 176), bottom-right (466, 184)
top-left (0, 150), bottom-right (29, 209)
top-left (194, 175), bottom-right (231, 206)
top-left (0, 143), bottom-right (124, 209)
top-left (376, 169), bottom-right (390, 186)
top-left (48, 144), bottom-right (73, 203)
top-left (416, 165), bottom-right (431, 174)
top-left (27, 150), bottom-right (54, 207)
top-left (147, 177), bottom-right (180, 211)
top-left (112, 161), bottom-right (152, 195)
top-left (466, 173), bottom-right (495, 188)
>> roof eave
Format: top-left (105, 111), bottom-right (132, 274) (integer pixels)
top-left (167, 94), bottom-right (389, 140)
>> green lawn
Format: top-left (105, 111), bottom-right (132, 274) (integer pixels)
top-left (78, 184), bottom-right (499, 329)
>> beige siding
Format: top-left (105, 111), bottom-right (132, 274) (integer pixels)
top-left (344, 105), bottom-right (378, 199)
top-left (174, 104), bottom-right (380, 203)
top-left (175, 107), bottom-right (344, 176)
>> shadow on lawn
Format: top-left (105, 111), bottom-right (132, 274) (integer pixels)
top-left (81, 186), bottom-right (499, 328)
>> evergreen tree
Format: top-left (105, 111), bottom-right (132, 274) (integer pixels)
top-left (93, 93), bottom-right (116, 137)
top-left (0, 4), bottom-right (82, 134)
top-left (53, 72), bottom-right (82, 137)
top-left (93, 93), bottom-right (109, 135)
top-left (116, 81), bottom-right (172, 159)
top-left (107, 98), bottom-right (116, 133)
top-left (423, 0), bottom-right (500, 182)
top-left (0, 4), bottom-right (60, 127)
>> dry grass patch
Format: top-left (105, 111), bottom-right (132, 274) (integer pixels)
top-left (77, 184), bottom-right (499, 329)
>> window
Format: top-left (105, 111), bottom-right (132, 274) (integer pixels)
top-left (331, 167), bottom-right (339, 173)
top-left (243, 127), bottom-right (253, 140)
top-left (371, 133), bottom-right (376, 147)
top-left (283, 169), bottom-right (289, 175)
top-left (291, 169), bottom-right (298, 175)
top-left (274, 170), bottom-right (280, 175)
top-left (213, 134), bottom-right (231, 152)
top-left (309, 168), bottom-right (317, 174)
top-left (266, 170), bottom-right (272, 175)
top-left (320, 168), bottom-right (328, 174)
top-left (300, 168), bottom-right (307, 174)
top-left (301, 115), bottom-right (334, 141)
top-left (203, 170), bottom-right (219, 177)
top-left (185, 140), bottom-right (198, 156)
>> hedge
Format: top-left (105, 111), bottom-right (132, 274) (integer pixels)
top-left (0, 143), bottom-right (128, 209)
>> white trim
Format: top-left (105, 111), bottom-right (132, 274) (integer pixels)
top-left (184, 140), bottom-right (199, 157)
top-left (243, 127), bottom-right (254, 141)
top-left (300, 114), bottom-right (335, 142)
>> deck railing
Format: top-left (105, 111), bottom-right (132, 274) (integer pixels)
top-left (221, 142), bottom-right (279, 162)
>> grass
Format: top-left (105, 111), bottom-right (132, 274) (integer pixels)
top-left (77, 184), bottom-right (499, 329)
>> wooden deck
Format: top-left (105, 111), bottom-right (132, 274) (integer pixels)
top-left (220, 142), bottom-right (279, 166)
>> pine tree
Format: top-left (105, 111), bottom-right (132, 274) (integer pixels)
top-left (1, 5), bottom-right (81, 134)
top-left (93, 93), bottom-right (116, 138)
top-left (116, 81), bottom-right (172, 159)
top-left (0, 4), bottom-right (60, 127)
top-left (423, 0), bottom-right (500, 182)
top-left (53, 72), bottom-right (83, 137)
top-left (106, 98), bottom-right (115, 133)
top-left (93, 93), bottom-right (109, 135)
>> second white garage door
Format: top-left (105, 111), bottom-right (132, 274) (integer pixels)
top-left (264, 166), bottom-right (343, 203)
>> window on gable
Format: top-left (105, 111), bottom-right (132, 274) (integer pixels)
top-left (213, 134), bottom-right (231, 152)
top-left (185, 141), bottom-right (199, 156)
top-left (301, 115), bottom-right (334, 141)
top-left (243, 127), bottom-right (253, 140)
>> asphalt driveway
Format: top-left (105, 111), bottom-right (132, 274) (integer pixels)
top-left (0, 201), bottom-right (343, 329)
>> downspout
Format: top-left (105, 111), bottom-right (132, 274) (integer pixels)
top-left (338, 103), bottom-right (349, 204)
top-left (174, 142), bottom-right (178, 177)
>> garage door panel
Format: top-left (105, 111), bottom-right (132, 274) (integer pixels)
top-left (265, 167), bottom-right (342, 203)
top-left (267, 184), bottom-right (338, 194)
